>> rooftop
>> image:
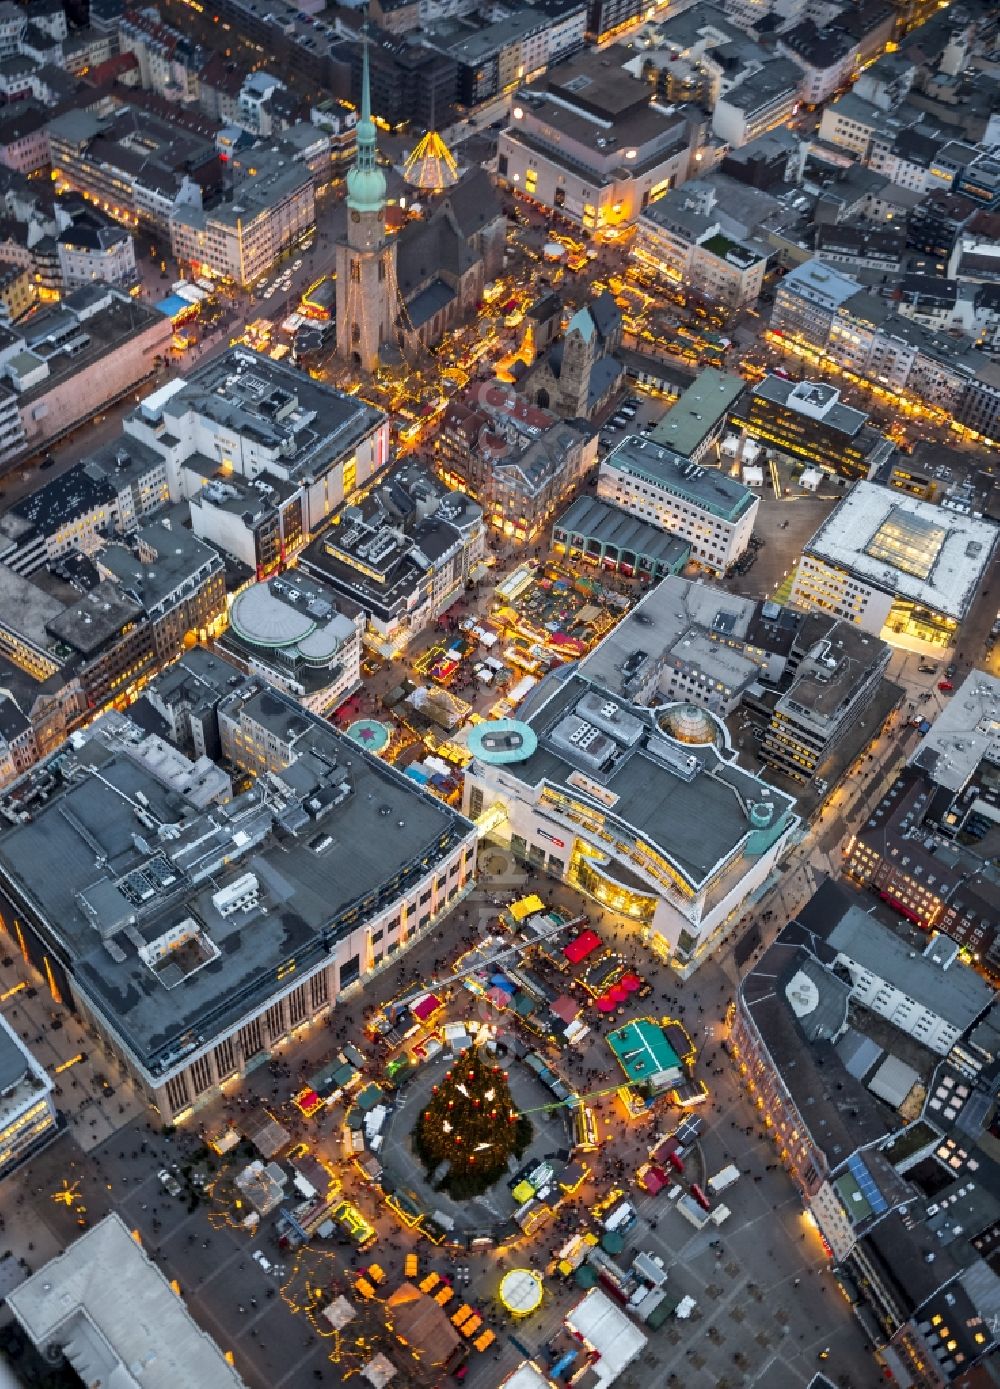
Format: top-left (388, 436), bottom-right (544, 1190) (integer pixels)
top-left (803, 481), bottom-right (998, 621)
top-left (604, 436), bottom-right (757, 522)
top-left (135, 348), bottom-right (383, 488)
top-left (649, 369), bottom-right (746, 458)
top-left (580, 573), bottom-right (765, 700)
top-left (497, 670), bottom-right (795, 891)
top-left (748, 375), bottom-right (869, 438)
top-left (554, 495), bottom-right (691, 570)
top-left (911, 671), bottom-right (1000, 794)
top-left (0, 682), bottom-right (470, 1075)
top-left (7, 1214), bottom-right (247, 1389)
top-left (829, 909), bottom-right (994, 1030)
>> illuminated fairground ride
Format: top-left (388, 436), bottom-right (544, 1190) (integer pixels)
top-left (401, 130), bottom-right (461, 193)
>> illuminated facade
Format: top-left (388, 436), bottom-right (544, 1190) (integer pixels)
top-left (729, 375), bottom-right (894, 482)
top-left (788, 481), bottom-right (998, 649)
top-left (597, 436), bottom-right (758, 575)
top-left (170, 151), bottom-right (315, 288)
top-left (0, 1012), bottom-right (57, 1177)
top-left (464, 672), bottom-right (796, 975)
top-left (0, 676), bottom-right (477, 1123)
top-left (498, 50), bottom-right (691, 232)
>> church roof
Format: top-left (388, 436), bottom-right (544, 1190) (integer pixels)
top-left (437, 166), bottom-right (503, 239)
top-left (590, 291), bottom-right (622, 344)
top-left (396, 210), bottom-right (478, 300)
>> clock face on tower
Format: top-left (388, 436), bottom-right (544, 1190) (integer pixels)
top-left (351, 211), bottom-right (360, 223)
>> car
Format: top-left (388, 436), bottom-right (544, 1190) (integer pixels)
top-left (40, 454), bottom-right (55, 469)
top-left (944, 662), bottom-right (957, 679)
top-left (918, 663), bottom-right (937, 674)
top-left (157, 1169), bottom-right (182, 1197)
top-left (252, 1249), bottom-right (272, 1272)
top-left (938, 680), bottom-right (954, 693)
top-left (292, 259), bottom-right (303, 270)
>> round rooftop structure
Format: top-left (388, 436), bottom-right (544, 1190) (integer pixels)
top-left (230, 584), bottom-right (342, 666)
top-left (467, 719), bottom-right (537, 764)
top-left (499, 1269), bottom-right (544, 1317)
top-left (345, 719), bottom-right (391, 754)
top-left (658, 702), bottom-right (722, 747)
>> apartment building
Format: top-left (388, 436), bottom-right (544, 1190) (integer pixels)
top-left (598, 436), bottom-right (758, 575)
top-left (711, 59), bottom-right (802, 150)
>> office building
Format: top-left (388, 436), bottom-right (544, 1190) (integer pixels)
top-left (0, 518), bottom-right (226, 710)
top-left (649, 370), bottom-right (747, 462)
top-left (598, 437), bottom-right (758, 575)
top-left (302, 464), bottom-right (485, 657)
top-left (0, 1012), bottom-right (57, 1177)
top-left (761, 614), bottom-right (890, 783)
top-left (845, 765), bottom-right (1000, 970)
top-left (582, 575), bottom-right (803, 710)
top-left (170, 150), bottom-right (315, 287)
top-left (498, 49), bottom-right (692, 233)
top-left (222, 570), bottom-right (363, 715)
top-left (438, 380), bottom-right (598, 541)
top-left (771, 258), bottom-right (862, 348)
top-left (128, 348), bottom-right (388, 538)
top-left (777, 20), bottom-right (860, 107)
top-left (0, 676), bottom-right (477, 1120)
top-left (733, 880), bottom-right (1000, 1386)
top-left (728, 376), bottom-right (894, 481)
top-left (188, 468), bottom-right (306, 579)
top-left (0, 286), bottom-right (172, 464)
top-left (464, 669), bottom-right (797, 974)
top-left (788, 481), bottom-right (998, 647)
top-left (8, 1215), bottom-right (248, 1387)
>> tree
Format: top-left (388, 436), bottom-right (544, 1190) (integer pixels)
top-left (413, 1049), bottom-right (532, 1198)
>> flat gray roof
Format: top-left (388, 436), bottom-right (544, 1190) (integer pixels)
top-left (8, 1214), bottom-right (247, 1389)
top-left (803, 481), bottom-right (998, 621)
top-left (911, 671), bottom-right (1000, 793)
top-left (650, 369), bottom-right (747, 458)
top-left (0, 686), bottom-right (469, 1074)
top-left (581, 573), bottom-right (759, 695)
top-left (829, 909), bottom-right (994, 1030)
top-left (605, 436), bottom-right (756, 522)
top-left (508, 671), bottom-right (794, 890)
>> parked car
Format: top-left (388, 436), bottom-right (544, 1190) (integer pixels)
top-left (157, 1169), bottom-right (182, 1197)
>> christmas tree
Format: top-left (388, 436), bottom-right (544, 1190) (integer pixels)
top-left (413, 1049), bottom-right (532, 1198)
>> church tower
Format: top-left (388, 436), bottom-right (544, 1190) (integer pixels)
top-left (556, 307), bottom-right (597, 419)
top-left (336, 36), bottom-right (396, 372)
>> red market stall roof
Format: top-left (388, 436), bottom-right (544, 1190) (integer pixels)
top-left (621, 973), bottom-right (641, 992)
top-left (596, 997), bottom-right (615, 1013)
top-left (551, 994), bottom-right (580, 1024)
top-left (412, 994), bottom-right (442, 1022)
top-left (640, 1164), bottom-right (670, 1195)
top-left (564, 929), bottom-right (601, 964)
